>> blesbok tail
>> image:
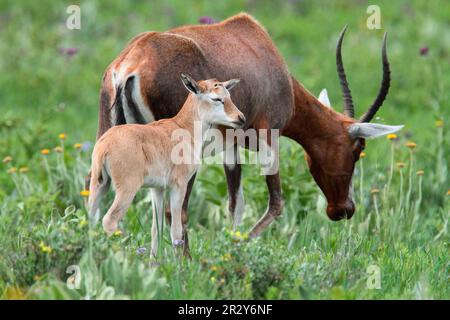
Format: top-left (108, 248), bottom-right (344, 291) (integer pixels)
top-left (87, 150), bottom-right (110, 223)
top-left (112, 75), bottom-right (148, 126)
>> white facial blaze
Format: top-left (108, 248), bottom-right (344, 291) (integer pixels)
top-left (318, 88), bottom-right (331, 108)
top-left (348, 123), bottom-right (404, 139)
top-left (200, 92), bottom-right (239, 128)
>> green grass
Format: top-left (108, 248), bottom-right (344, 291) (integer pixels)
top-left (0, 0), bottom-right (448, 299)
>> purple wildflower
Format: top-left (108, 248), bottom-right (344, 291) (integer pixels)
top-left (136, 247), bottom-right (147, 255)
top-left (66, 47), bottom-right (79, 56)
top-left (419, 47), bottom-right (429, 56)
top-left (81, 141), bottom-right (92, 152)
top-left (199, 16), bottom-right (216, 25)
top-left (58, 47), bottom-right (79, 57)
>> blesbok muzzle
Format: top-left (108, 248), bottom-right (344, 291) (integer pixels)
top-left (326, 199), bottom-right (355, 221)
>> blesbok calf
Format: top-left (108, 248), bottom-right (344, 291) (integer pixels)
top-left (91, 13), bottom-right (403, 256)
top-left (88, 74), bottom-right (244, 256)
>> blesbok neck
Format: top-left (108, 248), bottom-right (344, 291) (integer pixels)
top-left (282, 77), bottom-right (348, 151)
top-left (172, 94), bottom-right (212, 141)
top-left (173, 95), bottom-right (201, 128)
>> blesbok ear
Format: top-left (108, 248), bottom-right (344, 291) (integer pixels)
top-left (223, 79), bottom-right (240, 91)
top-left (348, 123), bottom-right (404, 139)
top-left (318, 89), bottom-right (331, 108)
top-left (181, 74), bottom-right (201, 94)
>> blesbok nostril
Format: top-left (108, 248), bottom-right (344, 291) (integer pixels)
top-left (326, 202), bottom-right (355, 221)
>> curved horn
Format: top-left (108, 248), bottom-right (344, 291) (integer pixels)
top-left (360, 33), bottom-right (391, 122)
top-left (336, 25), bottom-right (355, 118)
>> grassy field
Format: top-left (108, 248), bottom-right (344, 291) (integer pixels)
top-left (0, 0), bottom-right (448, 299)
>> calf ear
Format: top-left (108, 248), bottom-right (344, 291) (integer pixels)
top-left (318, 89), bottom-right (331, 108)
top-left (181, 74), bottom-right (201, 94)
top-left (223, 79), bottom-right (240, 91)
top-left (348, 123), bottom-right (404, 139)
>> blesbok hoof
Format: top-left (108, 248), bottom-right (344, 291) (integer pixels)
top-left (248, 230), bottom-right (260, 239)
top-left (173, 239), bottom-right (185, 247)
top-left (184, 250), bottom-right (192, 260)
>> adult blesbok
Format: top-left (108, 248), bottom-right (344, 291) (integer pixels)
top-left (89, 13), bottom-right (402, 256)
top-left (88, 74), bottom-right (244, 257)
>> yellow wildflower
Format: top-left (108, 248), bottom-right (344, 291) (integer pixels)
top-left (3, 286), bottom-right (26, 300)
top-left (360, 151), bottom-right (366, 158)
top-left (416, 170), bottom-right (424, 176)
top-left (210, 276), bottom-right (216, 283)
top-left (7, 167), bottom-right (17, 174)
top-left (435, 120), bottom-right (444, 128)
top-left (219, 278), bottom-right (226, 285)
top-left (74, 143), bottom-right (82, 150)
top-left (406, 142), bottom-right (417, 149)
top-left (221, 253), bottom-right (232, 261)
top-left (387, 133), bottom-right (397, 140)
top-left (210, 265), bottom-right (219, 272)
top-left (78, 219), bottom-right (88, 228)
top-left (80, 190), bottom-right (90, 197)
top-left (19, 167), bottom-right (29, 174)
top-left (370, 188), bottom-right (380, 194)
top-left (59, 133), bottom-right (67, 140)
top-left (113, 230), bottom-right (123, 236)
top-left (40, 149), bottom-right (50, 155)
top-left (2, 156), bottom-right (12, 164)
top-left (39, 241), bottom-right (52, 254)
top-left (397, 162), bottom-right (406, 169)
top-left (88, 230), bottom-right (99, 237)
top-left (54, 146), bottom-right (63, 153)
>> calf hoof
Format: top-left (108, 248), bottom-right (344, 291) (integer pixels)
top-left (102, 217), bottom-right (117, 236)
top-left (173, 239), bottom-right (184, 247)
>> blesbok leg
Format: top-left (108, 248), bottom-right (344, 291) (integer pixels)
top-left (224, 144), bottom-right (245, 229)
top-left (249, 134), bottom-right (283, 238)
top-left (249, 172), bottom-right (283, 238)
top-left (165, 174), bottom-right (196, 259)
top-left (151, 188), bottom-right (165, 258)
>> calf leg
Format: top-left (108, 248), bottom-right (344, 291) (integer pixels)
top-left (151, 188), bottom-right (165, 258)
top-left (169, 184), bottom-right (187, 248)
top-left (102, 181), bottom-right (142, 235)
top-left (165, 174), bottom-right (196, 259)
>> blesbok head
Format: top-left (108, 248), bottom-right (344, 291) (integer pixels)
top-left (305, 26), bottom-right (403, 221)
top-left (180, 74), bottom-right (246, 129)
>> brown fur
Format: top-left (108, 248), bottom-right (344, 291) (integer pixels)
top-left (89, 77), bottom-right (244, 256)
top-left (92, 13), bottom-right (381, 247)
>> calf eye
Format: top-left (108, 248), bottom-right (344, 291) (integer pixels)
top-left (212, 98), bottom-right (223, 103)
